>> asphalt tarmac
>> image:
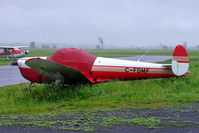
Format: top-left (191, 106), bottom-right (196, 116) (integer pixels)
top-left (0, 65), bottom-right (28, 87)
top-left (0, 55), bottom-right (171, 87)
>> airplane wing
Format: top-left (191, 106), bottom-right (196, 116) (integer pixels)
top-left (0, 46), bottom-right (28, 48)
top-left (25, 58), bottom-right (93, 84)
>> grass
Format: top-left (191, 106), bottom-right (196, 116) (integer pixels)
top-left (0, 112), bottom-right (160, 131)
top-left (0, 110), bottom-right (196, 131)
top-left (26, 48), bottom-right (57, 57)
top-left (100, 116), bottom-right (160, 128)
top-left (0, 61), bottom-right (198, 114)
top-left (0, 108), bottom-right (162, 131)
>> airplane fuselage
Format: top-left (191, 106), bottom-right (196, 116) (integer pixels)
top-left (0, 48), bottom-right (28, 58)
top-left (16, 56), bottom-right (182, 84)
top-left (11, 45), bottom-right (190, 88)
top-left (91, 57), bottom-right (176, 82)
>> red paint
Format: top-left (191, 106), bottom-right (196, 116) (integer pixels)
top-left (19, 67), bottom-right (47, 83)
top-left (92, 70), bottom-right (176, 82)
top-left (0, 48), bottom-right (24, 56)
top-left (26, 57), bottom-right (45, 62)
top-left (92, 71), bottom-right (176, 82)
top-left (177, 61), bottom-right (189, 63)
top-left (173, 45), bottom-right (188, 57)
top-left (47, 48), bottom-right (97, 83)
top-left (12, 48), bottom-right (24, 54)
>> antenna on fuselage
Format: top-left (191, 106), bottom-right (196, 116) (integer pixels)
top-left (137, 50), bottom-right (150, 62)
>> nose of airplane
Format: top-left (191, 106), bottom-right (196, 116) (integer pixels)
top-left (25, 50), bottom-right (29, 54)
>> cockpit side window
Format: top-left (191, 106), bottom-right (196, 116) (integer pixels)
top-left (0, 49), bottom-right (5, 53)
top-left (4, 48), bottom-right (12, 53)
top-left (9, 49), bottom-right (13, 53)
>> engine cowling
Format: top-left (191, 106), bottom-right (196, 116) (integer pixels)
top-left (17, 57), bottom-right (47, 83)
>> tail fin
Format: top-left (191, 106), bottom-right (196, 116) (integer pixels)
top-left (172, 45), bottom-right (189, 76)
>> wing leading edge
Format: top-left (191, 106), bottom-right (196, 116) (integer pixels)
top-left (25, 58), bottom-right (94, 84)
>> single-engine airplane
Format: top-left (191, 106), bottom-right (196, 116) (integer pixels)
top-left (11, 45), bottom-right (189, 89)
top-left (0, 46), bottom-right (29, 59)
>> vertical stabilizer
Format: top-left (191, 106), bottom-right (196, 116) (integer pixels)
top-left (172, 45), bottom-right (189, 76)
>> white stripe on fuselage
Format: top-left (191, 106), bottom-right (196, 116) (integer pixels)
top-left (93, 57), bottom-right (168, 69)
top-left (18, 57), bottom-right (47, 68)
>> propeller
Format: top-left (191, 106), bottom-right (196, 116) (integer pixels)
top-left (25, 50), bottom-right (29, 54)
top-left (10, 62), bottom-right (18, 66)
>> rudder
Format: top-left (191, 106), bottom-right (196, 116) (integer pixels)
top-left (172, 45), bottom-right (189, 76)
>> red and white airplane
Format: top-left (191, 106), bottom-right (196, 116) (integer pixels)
top-left (0, 46), bottom-right (29, 59)
top-left (11, 45), bottom-right (189, 88)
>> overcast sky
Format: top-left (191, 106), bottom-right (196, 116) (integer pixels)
top-left (0, 0), bottom-right (199, 48)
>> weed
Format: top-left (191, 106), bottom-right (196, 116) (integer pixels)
top-left (100, 117), bottom-right (120, 127)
